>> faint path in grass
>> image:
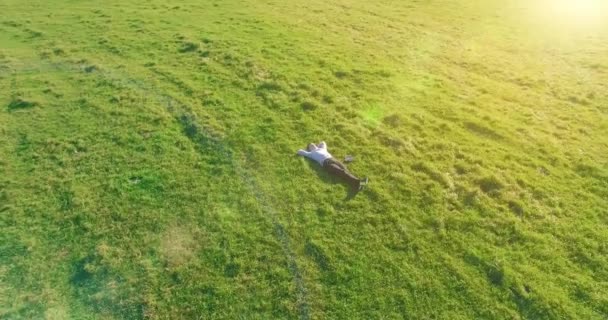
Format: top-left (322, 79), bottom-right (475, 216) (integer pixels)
top-left (6, 59), bottom-right (312, 319)
top-left (102, 65), bottom-right (311, 320)
top-left (176, 108), bottom-right (311, 319)
top-left (238, 165), bottom-right (311, 320)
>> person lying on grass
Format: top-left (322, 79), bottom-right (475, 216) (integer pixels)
top-left (297, 141), bottom-right (369, 191)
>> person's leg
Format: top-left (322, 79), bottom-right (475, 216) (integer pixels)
top-left (323, 159), bottom-right (360, 189)
top-left (332, 159), bottom-right (368, 188)
top-left (333, 160), bottom-right (348, 171)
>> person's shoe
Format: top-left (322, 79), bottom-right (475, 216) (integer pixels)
top-left (358, 177), bottom-right (369, 191)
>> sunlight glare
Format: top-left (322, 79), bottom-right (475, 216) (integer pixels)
top-left (549, 0), bottom-right (605, 21)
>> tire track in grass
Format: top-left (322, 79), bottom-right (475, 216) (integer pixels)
top-left (238, 168), bottom-right (311, 320)
top-left (94, 64), bottom-right (311, 320)
top-left (165, 98), bottom-right (311, 320)
top-left (9, 60), bottom-right (311, 319)
top-left (173, 106), bottom-right (310, 319)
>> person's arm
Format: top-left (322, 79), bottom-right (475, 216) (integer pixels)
top-left (319, 141), bottom-right (327, 149)
top-left (297, 149), bottom-right (310, 157)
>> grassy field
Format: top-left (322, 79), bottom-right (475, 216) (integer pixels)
top-left (1, 0), bottom-right (607, 318)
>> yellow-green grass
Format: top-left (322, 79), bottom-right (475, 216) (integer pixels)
top-left (1, 0), bottom-right (607, 318)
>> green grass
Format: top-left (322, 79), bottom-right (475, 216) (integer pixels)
top-left (1, 0), bottom-right (607, 318)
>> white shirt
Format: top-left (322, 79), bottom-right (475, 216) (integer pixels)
top-left (297, 141), bottom-right (333, 165)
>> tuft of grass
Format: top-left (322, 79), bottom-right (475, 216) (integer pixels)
top-left (7, 98), bottom-right (38, 111)
top-left (178, 41), bottom-right (199, 53)
top-left (508, 199), bottom-right (525, 217)
top-left (334, 70), bottom-right (349, 78)
top-left (300, 100), bottom-right (319, 111)
top-left (412, 161), bottom-right (452, 189)
top-left (382, 113), bottom-right (403, 128)
top-left (477, 175), bottom-right (505, 195)
top-left (83, 65), bottom-right (98, 73)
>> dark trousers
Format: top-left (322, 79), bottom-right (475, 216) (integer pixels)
top-left (323, 158), bottom-right (360, 189)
